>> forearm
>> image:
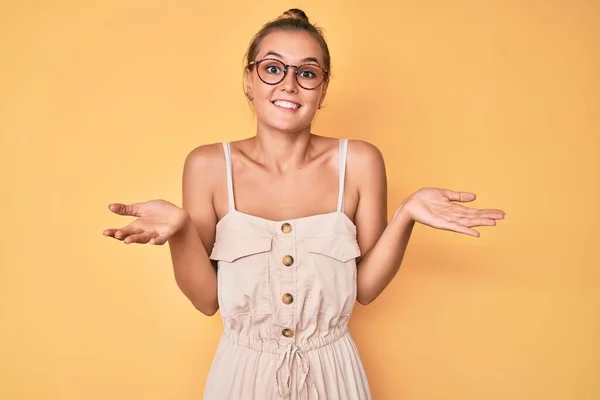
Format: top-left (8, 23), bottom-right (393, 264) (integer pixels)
top-left (356, 203), bottom-right (415, 305)
top-left (168, 216), bottom-right (218, 315)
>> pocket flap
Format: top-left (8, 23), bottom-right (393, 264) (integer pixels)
top-left (304, 235), bottom-right (361, 262)
top-left (210, 236), bottom-right (272, 262)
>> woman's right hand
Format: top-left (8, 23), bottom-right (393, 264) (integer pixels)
top-left (103, 199), bottom-right (190, 245)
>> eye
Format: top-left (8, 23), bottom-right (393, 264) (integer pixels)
top-left (299, 70), bottom-right (315, 78)
top-left (298, 65), bottom-right (320, 80)
top-left (263, 63), bottom-right (283, 75)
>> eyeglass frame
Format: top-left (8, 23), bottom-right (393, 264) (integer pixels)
top-left (247, 58), bottom-right (329, 90)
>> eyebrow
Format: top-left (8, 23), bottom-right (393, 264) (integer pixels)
top-left (263, 50), bottom-right (320, 65)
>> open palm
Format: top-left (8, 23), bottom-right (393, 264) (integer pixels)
top-left (103, 199), bottom-right (189, 245)
top-left (402, 187), bottom-right (505, 237)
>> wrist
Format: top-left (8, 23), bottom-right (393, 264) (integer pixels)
top-left (180, 211), bottom-right (195, 231)
top-left (172, 211), bottom-right (194, 237)
top-left (392, 199), bottom-right (414, 225)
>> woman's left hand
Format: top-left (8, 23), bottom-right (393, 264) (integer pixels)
top-left (399, 187), bottom-right (505, 237)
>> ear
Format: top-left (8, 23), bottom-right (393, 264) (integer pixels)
top-left (244, 68), bottom-right (253, 99)
top-left (319, 80), bottom-right (329, 107)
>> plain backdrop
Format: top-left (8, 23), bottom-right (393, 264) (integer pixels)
top-left (1, 1), bottom-right (598, 399)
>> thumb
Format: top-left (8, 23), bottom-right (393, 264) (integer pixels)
top-left (442, 189), bottom-right (476, 203)
top-left (108, 202), bottom-right (142, 217)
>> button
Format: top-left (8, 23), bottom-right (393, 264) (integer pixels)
top-left (282, 255), bottom-right (294, 267)
top-left (282, 293), bottom-right (294, 304)
top-left (282, 328), bottom-right (294, 338)
top-left (281, 223), bottom-right (292, 234)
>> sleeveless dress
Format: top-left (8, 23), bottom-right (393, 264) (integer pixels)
top-left (203, 139), bottom-right (372, 400)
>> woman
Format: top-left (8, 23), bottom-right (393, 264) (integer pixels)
top-left (103, 9), bottom-right (505, 400)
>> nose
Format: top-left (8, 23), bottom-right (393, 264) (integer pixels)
top-left (280, 67), bottom-right (298, 93)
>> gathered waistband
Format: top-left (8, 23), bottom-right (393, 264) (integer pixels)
top-left (220, 326), bottom-right (352, 399)
top-left (220, 325), bottom-right (350, 354)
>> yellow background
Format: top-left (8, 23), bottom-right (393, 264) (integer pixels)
top-left (1, 1), bottom-right (598, 399)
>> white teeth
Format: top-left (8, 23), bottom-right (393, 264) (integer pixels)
top-left (273, 100), bottom-right (300, 109)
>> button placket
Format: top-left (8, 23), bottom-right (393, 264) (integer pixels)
top-left (278, 221), bottom-right (296, 339)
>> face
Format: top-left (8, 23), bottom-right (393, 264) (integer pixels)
top-left (245, 30), bottom-right (329, 133)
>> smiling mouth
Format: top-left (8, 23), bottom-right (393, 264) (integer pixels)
top-left (272, 100), bottom-right (301, 110)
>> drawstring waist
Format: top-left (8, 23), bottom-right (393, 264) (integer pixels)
top-left (221, 326), bottom-right (350, 399)
top-left (275, 342), bottom-right (317, 399)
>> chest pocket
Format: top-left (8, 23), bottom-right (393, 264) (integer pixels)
top-left (303, 234), bottom-right (361, 317)
top-left (209, 236), bottom-right (273, 318)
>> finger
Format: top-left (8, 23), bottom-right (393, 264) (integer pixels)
top-left (149, 235), bottom-right (169, 246)
top-left (456, 208), bottom-right (505, 218)
top-left (435, 218), bottom-right (480, 237)
top-left (114, 227), bottom-right (144, 240)
top-left (456, 206), bottom-right (505, 219)
top-left (477, 211), bottom-right (505, 219)
top-left (108, 202), bottom-right (142, 217)
top-left (450, 222), bottom-right (480, 237)
top-left (103, 228), bottom-right (135, 239)
top-left (443, 190), bottom-right (476, 203)
top-left (124, 231), bottom-right (159, 244)
top-left (455, 217), bottom-right (497, 228)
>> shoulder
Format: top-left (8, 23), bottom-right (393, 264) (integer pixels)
top-left (312, 135), bottom-right (383, 163)
top-left (184, 142), bottom-right (225, 170)
top-left (182, 142), bottom-right (227, 192)
top-left (345, 139), bottom-right (387, 196)
top-left (347, 139), bottom-right (386, 175)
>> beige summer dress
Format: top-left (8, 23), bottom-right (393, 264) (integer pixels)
top-left (203, 139), bottom-right (372, 399)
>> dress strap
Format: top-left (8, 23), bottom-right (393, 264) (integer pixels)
top-left (336, 138), bottom-right (349, 213)
top-left (222, 142), bottom-right (236, 212)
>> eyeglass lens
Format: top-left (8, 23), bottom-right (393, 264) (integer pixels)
top-left (256, 59), bottom-right (325, 89)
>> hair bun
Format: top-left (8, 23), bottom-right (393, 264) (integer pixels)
top-left (278, 8), bottom-right (309, 23)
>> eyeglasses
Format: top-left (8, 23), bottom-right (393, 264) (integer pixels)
top-left (248, 58), bottom-right (328, 90)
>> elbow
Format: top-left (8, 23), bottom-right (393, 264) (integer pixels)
top-left (200, 308), bottom-right (217, 317)
top-left (193, 301), bottom-right (219, 316)
top-left (356, 285), bottom-right (379, 305)
top-left (356, 295), bottom-right (374, 306)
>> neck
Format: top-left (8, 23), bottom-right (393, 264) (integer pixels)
top-left (251, 123), bottom-right (314, 172)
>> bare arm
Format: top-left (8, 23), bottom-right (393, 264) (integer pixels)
top-left (350, 141), bottom-right (505, 305)
top-left (168, 144), bottom-right (221, 316)
top-left (349, 140), bottom-right (415, 305)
